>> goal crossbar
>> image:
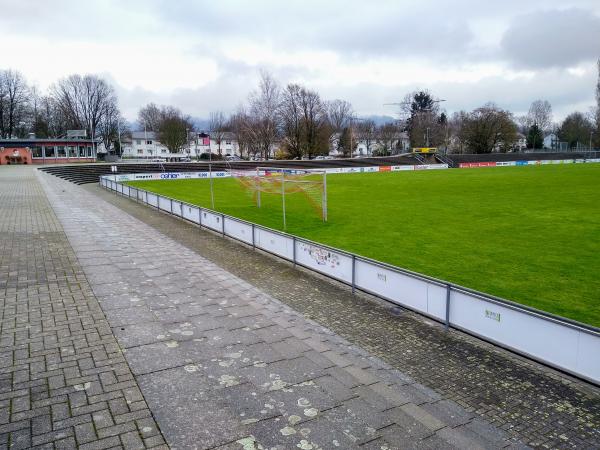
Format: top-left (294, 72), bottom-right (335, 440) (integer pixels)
top-left (228, 167), bottom-right (328, 228)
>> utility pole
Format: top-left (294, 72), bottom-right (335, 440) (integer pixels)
top-left (117, 117), bottom-right (122, 159)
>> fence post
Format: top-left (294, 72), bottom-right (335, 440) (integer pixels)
top-left (199, 208), bottom-right (202, 228)
top-left (251, 224), bottom-right (255, 250)
top-left (445, 284), bottom-right (451, 331)
top-left (292, 236), bottom-right (296, 267)
top-left (170, 198), bottom-right (173, 214)
top-left (221, 214), bottom-right (225, 236)
top-left (351, 255), bottom-right (356, 294)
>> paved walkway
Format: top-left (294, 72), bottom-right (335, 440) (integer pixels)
top-left (86, 176), bottom-right (600, 449)
top-left (0, 167), bottom-right (165, 449)
top-left (0, 166), bottom-right (526, 449)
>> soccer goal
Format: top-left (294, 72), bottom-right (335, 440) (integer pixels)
top-left (229, 167), bottom-right (328, 229)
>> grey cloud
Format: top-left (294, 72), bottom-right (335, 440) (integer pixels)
top-left (501, 8), bottom-right (600, 68)
top-left (308, 67), bottom-right (596, 121)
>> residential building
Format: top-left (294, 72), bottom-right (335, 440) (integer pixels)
top-left (121, 131), bottom-right (243, 159)
top-left (514, 133), bottom-right (527, 151)
top-left (329, 131), bottom-right (410, 157)
top-left (121, 131), bottom-right (169, 159)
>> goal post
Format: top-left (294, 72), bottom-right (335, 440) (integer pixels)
top-left (228, 167), bottom-right (328, 229)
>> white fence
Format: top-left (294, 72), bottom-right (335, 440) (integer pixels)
top-left (101, 175), bottom-right (600, 385)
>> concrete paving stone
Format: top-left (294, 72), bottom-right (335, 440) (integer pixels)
top-left (340, 397), bottom-right (395, 430)
top-left (112, 323), bottom-right (171, 349)
top-left (203, 327), bottom-right (265, 347)
top-left (219, 383), bottom-right (281, 423)
top-left (400, 403), bottom-right (448, 433)
top-left (246, 414), bottom-right (360, 449)
top-left (103, 306), bottom-right (156, 327)
top-left (324, 366), bottom-right (363, 389)
top-left (263, 381), bottom-right (338, 422)
top-left (353, 384), bottom-right (399, 411)
top-left (270, 337), bottom-right (313, 359)
top-left (137, 366), bottom-right (247, 449)
top-left (239, 356), bottom-right (324, 392)
top-left (252, 325), bottom-right (294, 344)
top-left (137, 294), bottom-right (172, 310)
top-left (342, 365), bottom-right (380, 386)
top-left (318, 404), bottom-right (384, 445)
top-left (121, 342), bottom-right (186, 375)
top-left (8, 428), bottom-right (32, 450)
top-left (420, 399), bottom-right (476, 428)
top-left (383, 407), bottom-right (438, 440)
top-left (312, 375), bottom-right (357, 403)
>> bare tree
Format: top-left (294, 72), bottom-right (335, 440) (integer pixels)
top-left (51, 74), bottom-right (118, 144)
top-left (356, 120), bottom-right (376, 156)
top-left (448, 111), bottom-right (469, 153)
top-left (209, 111), bottom-right (226, 156)
top-left (248, 70), bottom-right (280, 159)
top-left (526, 100), bottom-right (553, 132)
top-left (298, 86), bottom-right (328, 158)
top-left (595, 59), bottom-right (600, 148)
top-left (327, 99), bottom-right (354, 132)
top-left (376, 123), bottom-right (400, 155)
top-left (280, 83), bottom-right (328, 158)
top-left (229, 107), bottom-right (257, 159)
top-left (0, 69), bottom-right (30, 138)
top-left (337, 127), bottom-right (356, 157)
top-left (138, 103), bottom-right (163, 131)
top-left (157, 107), bottom-right (194, 154)
top-left (462, 103), bottom-right (517, 153)
top-left (98, 103), bottom-right (127, 155)
top-left (280, 84), bottom-right (304, 159)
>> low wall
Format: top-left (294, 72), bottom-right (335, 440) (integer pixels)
top-left (100, 175), bottom-right (600, 385)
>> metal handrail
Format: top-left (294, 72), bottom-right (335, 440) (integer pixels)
top-left (101, 175), bottom-right (600, 337)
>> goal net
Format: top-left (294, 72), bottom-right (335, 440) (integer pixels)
top-left (229, 167), bottom-right (328, 227)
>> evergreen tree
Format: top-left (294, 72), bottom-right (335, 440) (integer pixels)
top-left (527, 123), bottom-right (544, 149)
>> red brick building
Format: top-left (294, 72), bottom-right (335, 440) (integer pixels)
top-left (0, 138), bottom-right (97, 165)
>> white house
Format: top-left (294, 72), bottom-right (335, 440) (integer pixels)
top-left (121, 131), bottom-right (169, 158)
top-left (187, 131), bottom-right (240, 157)
top-left (121, 131), bottom-right (243, 159)
top-left (514, 133), bottom-right (527, 151)
top-left (329, 131), bottom-right (410, 157)
top-left (543, 133), bottom-right (558, 150)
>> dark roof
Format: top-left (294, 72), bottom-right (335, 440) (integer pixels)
top-left (0, 138), bottom-right (95, 146)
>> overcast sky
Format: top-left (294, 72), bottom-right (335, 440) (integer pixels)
top-left (1, 0), bottom-right (599, 122)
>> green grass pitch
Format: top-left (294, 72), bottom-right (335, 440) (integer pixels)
top-left (127, 164), bottom-right (600, 327)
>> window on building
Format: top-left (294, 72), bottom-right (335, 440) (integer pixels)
top-left (161, 149), bottom-right (166, 153)
top-left (86, 146), bottom-right (92, 157)
top-left (57, 146), bottom-right (66, 157)
top-left (146, 140), bottom-right (152, 145)
top-left (31, 146), bottom-right (43, 158)
top-left (136, 140), bottom-right (141, 145)
top-left (137, 149), bottom-right (143, 154)
top-left (44, 146), bottom-right (56, 158)
top-left (79, 146), bottom-right (85, 157)
top-left (226, 141), bottom-right (232, 145)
